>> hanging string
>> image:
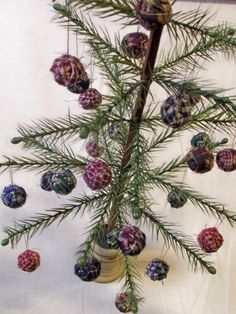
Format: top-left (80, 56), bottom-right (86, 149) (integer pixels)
top-left (66, 0), bottom-right (70, 55)
top-left (76, 33), bottom-right (79, 58)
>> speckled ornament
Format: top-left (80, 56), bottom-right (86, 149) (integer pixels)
top-left (67, 71), bottom-right (90, 94)
top-left (146, 258), bottom-right (169, 281)
top-left (83, 159), bottom-right (112, 190)
top-left (86, 140), bottom-right (104, 158)
top-left (18, 250), bottom-right (40, 272)
top-left (118, 225), bottom-right (146, 256)
top-left (50, 54), bottom-right (85, 87)
top-left (167, 190), bottom-right (187, 208)
top-left (187, 147), bottom-right (214, 173)
top-left (197, 227), bottom-right (224, 253)
top-left (216, 148), bottom-right (236, 172)
top-left (74, 257), bottom-right (101, 281)
top-left (191, 132), bottom-right (211, 148)
top-left (79, 88), bottom-right (102, 110)
top-left (1, 185), bottom-right (27, 208)
top-left (106, 229), bottom-right (120, 249)
top-left (40, 171), bottom-right (53, 191)
top-left (115, 292), bottom-right (132, 313)
top-left (51, 168), bottom-right (77, 195)
top-left (136, 0), bottom-right (172, 30)
top-left (121, 32), bottom-right (148, 59)
top-left (160, 94), bottom-right (194, 128)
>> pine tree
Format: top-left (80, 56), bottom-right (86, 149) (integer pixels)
top-left (1, 0), bottom-right (236, 312)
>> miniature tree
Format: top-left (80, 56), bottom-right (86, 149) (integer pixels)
top-left (1, 0), bottom-right (236, 312)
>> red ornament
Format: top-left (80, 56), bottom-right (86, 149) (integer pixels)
top-left (187, 147), bottom-right (214, 173)
top-left (216, 148), bottom-right (236, 172)
top-left (79, 88), bottom-right (102, 110)
top-left (83, 159), bottom-right (112, 190)
top-left (197, 227), bottom-right (224, 253)
top-left (86, 141), bottom-right (103, 157)
top-left (18, 249), bottom-right (40, 272)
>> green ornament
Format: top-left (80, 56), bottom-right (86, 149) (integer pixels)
top-left (79, 126), bottom-right (90, 139)
top-left (11, 137), bottom-right (22, 144)
top-left (1, 238), bottom-right (9, 246)
top-left (132, 207), bottom-right (142, 220)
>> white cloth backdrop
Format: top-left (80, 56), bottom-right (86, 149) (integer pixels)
top-left (0, 1), bottom-right (236, 313)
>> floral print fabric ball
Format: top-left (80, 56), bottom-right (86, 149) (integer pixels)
top-left (79, 88), bottom-right (102, 110)
top-left (50, 54), bottom-right (85, 87)
top-left (121, 32), bottom-right (148, 59)
top-left (67, 71), bottom-right (90, 94)
top-left (83, 159), bottom-right (112, 190)
top-left (146, 258), bottom-right (169, 281)
top-left (51, 168), bottom-right (77, 195)
top-left (74, 257), bottom-right (101, 281)
top-left (18, 250), bottom-right (40, 272)
top-left (115, 292), bottom-right (132, 313)
top-left (167, 190), bottom-right (187, 208)
top-left (1, 184), bottom-right (27, 208)
top-left (118, 225), bottom-right (146, 256)
top-left (40, 171), bottom-right (54, 191)
top-left (197, 227), bottom-right (224, 253)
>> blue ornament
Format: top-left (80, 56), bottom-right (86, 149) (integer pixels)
top-left (191, 132), bottom-right (211, 148)
top-left (167, 190), bottom-right (187, 208)
top-left (74, 257), bottom-right (101, 281)
top-left (51, 168), bottom-right (77, 195)
top-left (1, 184), bottom-right (27, 208)
top-left (40, 171), bottom-right (53, 191)
top-left (146, 258), bottom-right (169, 281)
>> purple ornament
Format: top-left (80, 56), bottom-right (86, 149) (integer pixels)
top-left (115, 292), bottom-right (132, 313)
top-left (83, 159), bottom-right (112, 190)
top-left (121, 32), bottom-right (148, 59)
top-left (118, 225), bottom-right (146, 256)
top-left (146, 258), bottom-right (169, 281)
top-left (79, 88), bottom-right (102, 110)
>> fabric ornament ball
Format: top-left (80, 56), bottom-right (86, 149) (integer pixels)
top-left (197, 227), bottom-right (224, 253)
top-left (67, 71), bottom-right (90, 94)
top-left (115, 292), bottom-right (132, 313)
top-left (18, 249), bottom-right (40, 272)
top-left (1, 184), bottom-right (27, 208)
top-left (121, 32), bottom-right (148, 59)
top-left (106, 229), bottom-right (120, 249)
top-left (167, 190), bottom-right (187, 208)
top-left (118, 225), bottom-right (146, 256)
top-left (79, 88), bottom-right (102, 110)
top-left (146, 258), bottom-right (169, 281)
top-left (160, 94), bottom-right (194, 128)
top-left (74, 257), bottom-right (101, 281)
top-left (83, 159), bottom-right (112, 190)
top-left (50, 54), bottom-right (85, 87)
top-left (86, 140), bottom-right (104, 158)
top-left (136, 0), bottom-right (172, 30)
top-left (216, 148), bottom-right (236, 172)
top-left (40, 171), bottom-right (54, 191)
top-left (51, 168), bottom-right (77, 195)
top-left (191, 132), bottom-right (211, 148)
top-left (187, 147), bottom-right (214, 173)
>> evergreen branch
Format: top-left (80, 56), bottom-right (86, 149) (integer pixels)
top-left (150, 176), bottom-right (236, 226)
top-left (142, 209), bottom-right (216, 274)
top-left (2, 193), bottom-right (105, 248)
top-left (66, 0), bottom-right (137, 20)
top-left (153, 156), bottom-right (187, 176)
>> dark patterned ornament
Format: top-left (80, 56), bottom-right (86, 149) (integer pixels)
top-left (191, 132), bottom-right (211, 148)
top-left (216, 148), bottom-right (236, 172)
top-left (40, 171), bottom-right (53, 191)
top-left (67, 71), bottom-right (90, 94)
top-left (18, 250), bottom-right (40, 272)
top-left (146, 258), bottom-right (169, 281)
top-left (167, 190), bottom-right (187, 208)
top-left (83, 159), bottom-right (112, 190)
top-left (197, 227), bottom-right (224, 253)
top-left (79, 88), bottom-right (102, 110)
top-left (115, 292), bottom-right (132, 313)
top-left (121, 32), bottom-right (148, 59)
top-left (160, 94), bottom-right (195, 128)
top-left (1, 185), bottom-right (27, 208)
top-left (118, 225), bottom-right (146, 256)
top-left (51, 168), bottom-right (77, 195)
top-left (74, 257), bottom-right (101, 281)
top-left (86, 140), bottom-right (104, 158)
top-left (50, 54), bottom-right (85, 87)
top-left (187, 147), bottom-right (214, 173)
top-left (136, 0), bottom-right (172, 30)
top-left (106, 229), bottom-right (120, 249)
